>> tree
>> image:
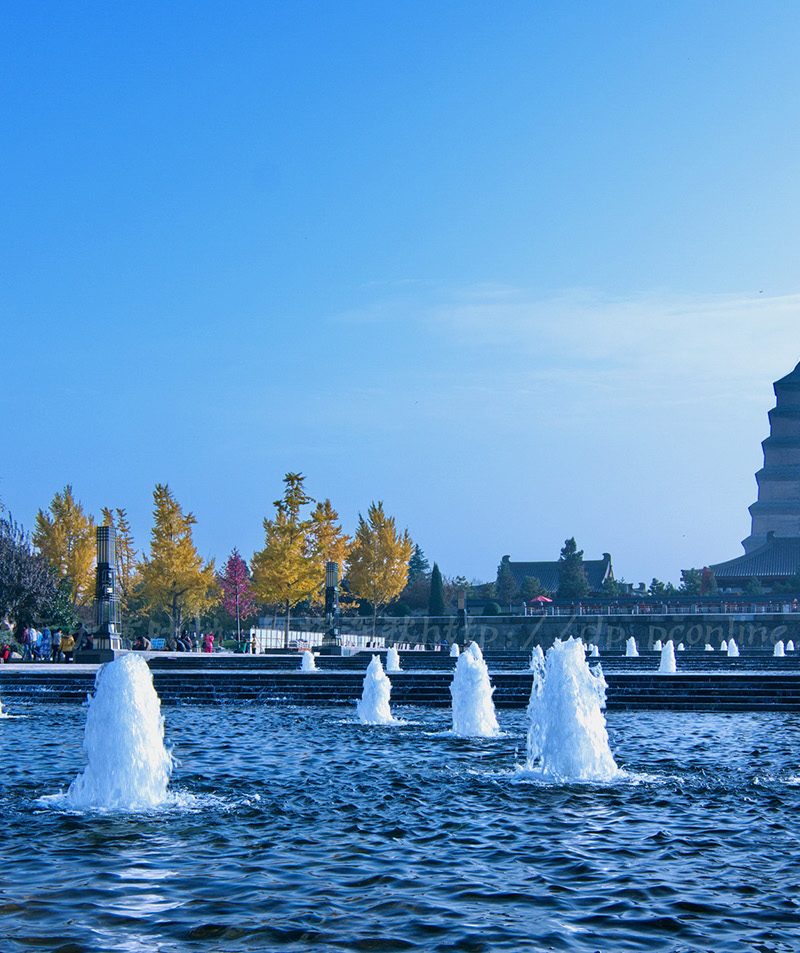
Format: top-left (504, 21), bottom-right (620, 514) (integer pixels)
top-left (251, 473), bottom-right (318, 642)
top-left (308, 499), bottom-right (351, 602)
top-left (700, 566), bottom-right (719, 596)
top-left (220, 548), bottom-right (256, 641)
top-left (408, 544), bottom-right (431, 584)
top-left (496, 557), bottom-right (518, 610)
top-left (45, 576), bottom-right (79, 632)
top-left (138, 484), bottom-right (217, 640)
top-left (679, 568), bottom-right (703, 595)
top-left (774, 574), bottom-right (800, 595)
top-left (428, 562), bottom-right (446, 616)
top-left (744, 577), bottom-right (765, 596)
top-left (520, 576), bottom-right (547, 601)
top-left (33, 485), bottom-right (96, 606)
top-left (0, 514), bottom-right (58, 636)
top-left (100, 507), bottom-right (138, 614)
top-left (347, 501), bottom-right (413, 633)
top-left (556, 538), bottom-right (589, 600)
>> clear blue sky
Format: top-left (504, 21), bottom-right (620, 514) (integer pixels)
top-left (2, 1), bottom-right (799, 585)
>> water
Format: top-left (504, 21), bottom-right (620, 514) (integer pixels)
top-left (625, 637), bottom-right (638, 657)
top-left (357, 655), bottom-right (397, 725)
top-left (529, 644), bottom-right (545, 671)
top-left (705, 643), bottom-right (714, 651)
top-left (659, 640), bottom-right (677, 674)
top-left (775, 640), bottom-right (786, 658)
top-left (590, 644), bottom-right (600, 657)
top-left (789, 640), bottom-right (796, 652)
top-left (450, 642), bottom-right (500, 737)
top-left (449, 643), bottom-right (460, 658)
top-left (386, 645), bottom-right (402, 673)
top-left (4, 703), bottom-right (800, 951)
top-left (721, 639), bottom-right (728, 651)
top-left (46, 654), bottom-right (173, 811)
top-left (653, 638), bottom-right (663, 650)
top-left (728, 639), bottom-right (740, 658)
top-left (300, 650), bottom-right (317, 672)
top-left (526, 638), bottom-right (619, 782)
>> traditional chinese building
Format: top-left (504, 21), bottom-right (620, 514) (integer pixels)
top-left (711, 361), bottom-right (800, 589)
top-left (501, 552), bottom-right (614, 595)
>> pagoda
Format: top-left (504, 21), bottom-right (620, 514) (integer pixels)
top-left (711, 361), bottom-right (800, 589)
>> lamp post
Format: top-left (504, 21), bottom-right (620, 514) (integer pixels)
top-left (324, 561), bottom-right (339, 645)
top-left (95, 525), bottom-right (121, 651)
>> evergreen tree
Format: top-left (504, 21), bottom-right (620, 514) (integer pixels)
top-left (220, 548), bottom-right (256, 641)
top-left (251, 473), bottom-right (318, 642)
top-left (45, 576), bottom-right (79, 632)
top-left (428, 562), bottom-right (446, 616)
top-left (679, 568), bottom-right (703, 595)
top-left (520, 576), bottom-right (546, 601)
top-left (408, 544), bottom-right (431, 584)
top-left (0, 514), bottom-right (58, 636)
top-left (743, 577), bottom-right (765, 596)
top-left (138, 484), bottom-right (217, 640)
top-left (496, 557), bottom-right (518, 610)
top-left (556, 538), bottom-right (589, 600)
top-left (34, 485), bottom-right (96, 606)
top-left (347, 501), bottom-right (413, 633)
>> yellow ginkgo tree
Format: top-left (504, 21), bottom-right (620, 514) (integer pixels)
top-left (138, 484), bottom-right (217, 641)
top-left (33, 484), bottom-right (96, 607)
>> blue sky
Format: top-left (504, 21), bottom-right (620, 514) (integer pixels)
top-left (2, 1), bottom-right (799, 584)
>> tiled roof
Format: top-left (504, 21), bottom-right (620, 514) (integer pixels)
top-left (504, 554), bottom-right (612, 593)
top-left (711, 537), bottom-right (800, 580)
top-left (775, 361), bottom-right (800, 388)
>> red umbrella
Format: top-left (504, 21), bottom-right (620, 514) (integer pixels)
top-left (530, 595), bottom-right (553, 603)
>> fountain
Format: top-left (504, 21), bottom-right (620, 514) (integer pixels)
top-left (659, 640), bottom-right (677, 674)
top-left (450, 643), bottom-right (460, 658)
top-left (530, 645), bottom-right (545, 671)
top-left (300, 650), bottom-right (317, 672)
top-left (625, 637), bottom-right (638, 658)
top-left (774, 640), bottom-right (786, 657)
top-left (386, 646), bottom-right (402, 673)
top-left (721, 639), bottom-right (728, 651)
top-left (57, 654), bottom-right (172, 810)
top-left (450, 642), bottom-right (500, 737)
top-left (590, 645), bottom-right (600, 657)
top-left (705, 643), bottom-right (714, 651)
top-left (788, 640), bottom-right (796, 652)
top-left (357, 655), bottom-right (398, 725)
top-left (653, 639), bottom-right (663, 651)
top-left (727, 639), bottom-right (740, 658)
top-left (677, 642), bottom-right (685, 651)
top-left (525, 637), bottom-right (619, 781)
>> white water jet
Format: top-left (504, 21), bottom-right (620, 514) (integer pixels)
top-left (659, 640), bottom-right (677, 674)
top-left (357, 655), bottom-right (397, 725)
top-left (727, 639), bottom-right (740, 658)
top-left (386, 646), bottom-right (402, 673)
top-left (450, 642), bottom-right (500, 737)
top-left (774, 641), bottom-right (786, 658)
top-left (300, 650), bottom-right (317, 672)
top-left (530, 645), bottom-right (545, 671)
top-left (720, 639), bottom-right (728, 652)
top-left (58, 654), bottom-right (172, 811)
top-left (526, 637), bottom-right (619, 782)
top-left (677, 642), bottom-right (685, 652)
top-left (590, 645), bottom-right (600, 658)
top-left (705, 643), bottom-right (714, 652)
top-left (449, 643), bottom-right (460, 658)
top-left (625, 637), bottom-right (639, 658)
top-left (653, 639), bottom-right (663, 651)
top-left (788, 640), bottom-right (796, 652)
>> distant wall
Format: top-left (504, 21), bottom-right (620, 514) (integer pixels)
top-left (326, 614), bottom-right (800, 651)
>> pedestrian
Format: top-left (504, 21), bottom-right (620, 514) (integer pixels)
top-left (40, 627), bottom-right (51, 661)
top-left (61, 631), bottom-right (76, 663)
top-left (51, 628), bottom-right (62, 663)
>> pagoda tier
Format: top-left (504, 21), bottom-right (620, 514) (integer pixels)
top-left (742, 361), bottom-right (800, 553)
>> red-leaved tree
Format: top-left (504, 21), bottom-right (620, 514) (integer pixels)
top-left (220, 549), bottom-right (256, 641)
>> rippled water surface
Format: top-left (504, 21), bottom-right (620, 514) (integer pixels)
top-left (2, 702), bottom-right (800, 952)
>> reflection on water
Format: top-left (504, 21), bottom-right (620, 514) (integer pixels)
top-left (1, 704), bottom-right (800, 951)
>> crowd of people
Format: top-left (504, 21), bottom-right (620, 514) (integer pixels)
top-left (0, 625), bottom-right (221, 662)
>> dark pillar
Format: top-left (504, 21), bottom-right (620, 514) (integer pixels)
top-left (324, 561), bottom-right (339, 645)
top-left (95, 526), bottom-right (121, 650)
